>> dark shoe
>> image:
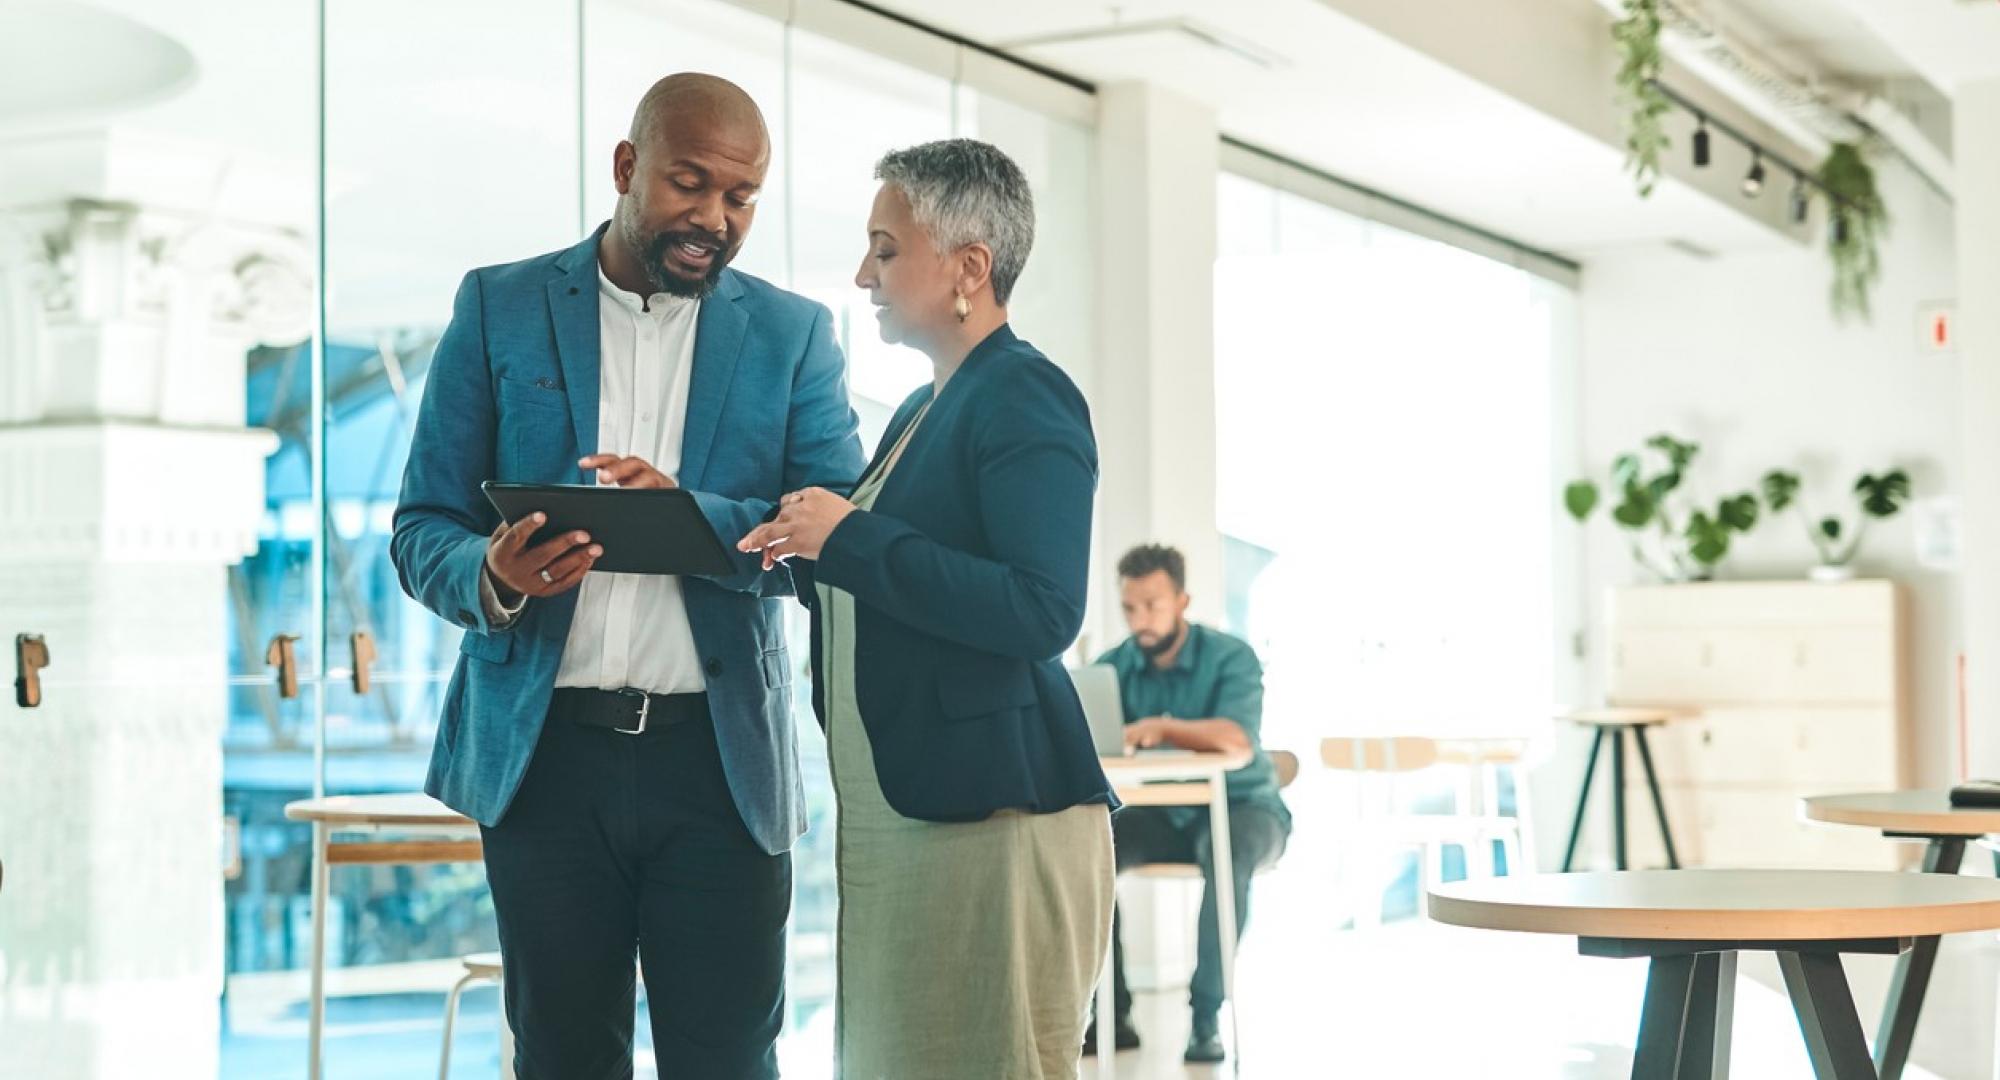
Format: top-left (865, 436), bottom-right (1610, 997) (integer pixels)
top-left (1082, 1014), bottom-right (1141, 1055)
top-left (1184, 1018), bottom-right (1225, 1065)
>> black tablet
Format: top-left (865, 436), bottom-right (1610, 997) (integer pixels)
top-left (482, 482), bottom-right (737, 577)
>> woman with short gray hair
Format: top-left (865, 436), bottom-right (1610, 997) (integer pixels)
top-left (740, 138), bottom-right (1115, 1077)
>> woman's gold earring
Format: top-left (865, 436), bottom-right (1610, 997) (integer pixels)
top-left (954, 294), bottom-right (971, 323)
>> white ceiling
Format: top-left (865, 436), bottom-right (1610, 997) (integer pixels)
top-left (1809, 0), bottom-right (2000, 91)
top-left (874, 0), bottom-right (1796, 258)
top-left (1701, 0), bottom-right (1927, 80)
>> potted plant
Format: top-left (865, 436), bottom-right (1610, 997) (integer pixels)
top-left (1760, 468), bottom-right (1912, 581)
top-left (1565, 433), bottom-right (1761, 582)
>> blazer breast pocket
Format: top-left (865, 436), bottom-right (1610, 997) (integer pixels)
top-left (495, 374), bottom-right (568, 415)
top-left (494, 376), bottom-right (572, 476)
top-left (934, 650), bottom-right (1037, 720)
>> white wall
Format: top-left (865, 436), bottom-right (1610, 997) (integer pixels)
top-left (1954, 78), bottom-right (2000, 779)
top-left (1572, 157), bottom-right (1962, 786)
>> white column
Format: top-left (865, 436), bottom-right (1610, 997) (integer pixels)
top-left (1090, 82), bottom-right (1226, 648)
top-left (0, 132), bottom-right (296, 1079)
top-left (1957, 78), bottom-right (2000, 777)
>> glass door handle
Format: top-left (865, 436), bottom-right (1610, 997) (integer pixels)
top-left (265, 634), bottom-right (301, 699)
top-left (350, 631), bottom-right (377, 694)
top-left (14, 633), bottom-right (48, 708)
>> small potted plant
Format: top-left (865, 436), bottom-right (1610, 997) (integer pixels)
top-left (1564, 433), bottom-right (1761, 583)
top-left (1759, 468), bottom-right (1911, 581)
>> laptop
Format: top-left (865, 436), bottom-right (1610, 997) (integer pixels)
top-left (1068, 664), bottom-right (1129, 757)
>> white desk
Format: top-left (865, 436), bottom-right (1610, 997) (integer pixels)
top-left (285, 793), bottom-right (486, 1080)
top-left (1095, 749), bottom-right (1253, 1078)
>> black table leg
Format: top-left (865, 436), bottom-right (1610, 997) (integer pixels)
top-left (1780, 951), bottom-right (1879, 1079)
top-left (1562, 726), bottom-right (1607, 872)
top-left (1873, 836), bottom-right (1966, 1080)
top-left (1632, 725), bottom-right (1681, 869)
top-left (1677, 952), bottom-right (1735, 1080)
top-left (1611, 726), bottom-right (1629, 871)
top-left (1632, 953), bottom-right (1697, 1080)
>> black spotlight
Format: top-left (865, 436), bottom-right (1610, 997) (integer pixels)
top-left (1693, 117), bottom-right (1712, 167)
top-left (1789, 174), bottom-right (1809, 224)
top-left (1742, 153), bottom-right (1766, 197)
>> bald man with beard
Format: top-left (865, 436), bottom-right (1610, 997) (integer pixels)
top-left (391, 73), bottom-right (865, 1078)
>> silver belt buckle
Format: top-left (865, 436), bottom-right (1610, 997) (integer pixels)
top-left (614, 688), bottom-right (650, 736)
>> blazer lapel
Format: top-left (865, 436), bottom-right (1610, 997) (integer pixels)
top-left (680, 270), bottom-right (747, 488)
top-left (548, 230), bottom-right (604, 478)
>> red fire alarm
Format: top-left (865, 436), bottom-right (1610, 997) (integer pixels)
top-left (1919, 302), bottom-right (1955, 354)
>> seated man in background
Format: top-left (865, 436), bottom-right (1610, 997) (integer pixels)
top-left (1088, 543), bottom-right (1293, 1065)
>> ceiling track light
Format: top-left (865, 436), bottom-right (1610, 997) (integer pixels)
top-left (1693, 116), bottom-right (1711, 168)
top-left (1742, 153), bottom-right (1766, 198)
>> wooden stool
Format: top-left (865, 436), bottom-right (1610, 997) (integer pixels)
top-left (1558, 708), bottom-right (1686, 872)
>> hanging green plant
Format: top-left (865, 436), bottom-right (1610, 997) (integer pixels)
top-left (1612, 0), bottom-right (1671, 197)
top-left (1818, 142), bottom-right (1889, 321)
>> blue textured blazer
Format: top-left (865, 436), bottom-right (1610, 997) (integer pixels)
top-left (390, 225), bottom-right (865, 854)
top-left (803, 324), bottom-right (1114, 821)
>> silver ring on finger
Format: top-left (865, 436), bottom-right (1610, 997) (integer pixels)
top-left (539, 569), bottom-right (555, 584)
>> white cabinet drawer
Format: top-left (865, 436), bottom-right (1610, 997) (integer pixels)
top-left (1610, 581), bottom-right (1898, 630)
top-left (1627, 708), bottom-right (1902, 789)
top-left (1609, 628), bottom-right (1896, 705)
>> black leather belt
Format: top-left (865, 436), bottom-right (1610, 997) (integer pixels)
top-left (551, 688), bottom-right (707, 736)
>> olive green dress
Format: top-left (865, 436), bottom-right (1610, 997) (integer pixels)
top-left (818, 405), bottom-right (1114, 1080)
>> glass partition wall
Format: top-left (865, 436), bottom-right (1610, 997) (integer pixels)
top-left (0, 1), bottom-right (1095, 1075)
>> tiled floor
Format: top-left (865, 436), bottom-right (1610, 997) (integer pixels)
top-left (1084, 899), bottom-right (1994, 1079)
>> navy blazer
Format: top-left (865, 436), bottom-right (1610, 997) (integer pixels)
top-left (804, 325), bottom-right (1114, 822)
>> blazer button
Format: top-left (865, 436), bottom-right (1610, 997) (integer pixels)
top-left (705, 658), bottom-right (723, 676)
top-left (457, 609), bottom-right (476, 625)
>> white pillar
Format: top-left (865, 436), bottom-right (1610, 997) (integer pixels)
top-left (1957, 79), bottom-right (2000, 778)
top-left (1090, 82), bottom-right (1226, 649)
top-left (0, 132), bottom-right (295, 1079)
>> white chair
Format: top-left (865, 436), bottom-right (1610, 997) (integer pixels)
top-left (1319, 736), bottom-right (1532, 927)
top-left (439, 952), bottom-right (506, 1080)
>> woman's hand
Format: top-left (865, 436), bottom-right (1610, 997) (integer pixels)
top-left (737, 487), bottom-right (859, 571)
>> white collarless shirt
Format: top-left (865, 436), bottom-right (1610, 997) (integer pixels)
top-left (483, 265), bottom-right (707, 695)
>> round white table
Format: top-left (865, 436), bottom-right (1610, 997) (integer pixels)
top-left (1430, 869), bottom-right (2000, 1079)
top-left (1800, 790), bottom-right (2000, 1080)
